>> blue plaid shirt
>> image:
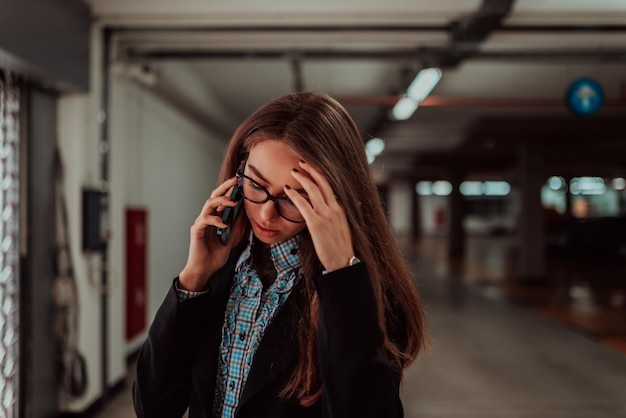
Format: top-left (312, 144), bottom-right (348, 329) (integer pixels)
top-left (176, 232), bottom-right (302, 418)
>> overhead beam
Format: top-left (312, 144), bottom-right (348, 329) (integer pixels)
top-left (109, 23), bottom-right (626, 34)
top-left (335, 95), bottom-right (626, 108)
top-left (125, 47), bottom-right (626, 63)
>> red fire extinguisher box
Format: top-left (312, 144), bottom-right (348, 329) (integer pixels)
top-left (126, 208), bottom-right (148, 341)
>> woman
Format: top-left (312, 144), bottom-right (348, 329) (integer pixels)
top-left (133, 91), bottom-right (428, 418)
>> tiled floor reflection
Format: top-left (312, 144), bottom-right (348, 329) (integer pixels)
top-left (402, 236), bottom-right (626, 417)
top-left (96, 235), bottom-right (626, 418)
top-left (415, 236), bottom-right (626, 356)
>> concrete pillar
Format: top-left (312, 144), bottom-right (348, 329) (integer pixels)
top-left (617, 185), bottom-right (626, 216)
top-left (388, 180), bottom-right (413, 241)
top-left (518, 143), bottom-right (546, 282)
top-left (447, 172), bottom-right (465, 258)
top-left (411, 182), bottom-right (422, 243)
top-left (563, 175), bottom-right (573, 218)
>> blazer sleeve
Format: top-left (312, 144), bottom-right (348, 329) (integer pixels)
top-left (314, 262), bottom-right (404, 418)
top-left (133, 243), bottom-right (246, 418)
top-left (132, 281), bottom-right (213, 418)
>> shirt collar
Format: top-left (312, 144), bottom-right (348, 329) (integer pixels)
top-left (269, 233), bottom-right (302, 276)
top-left (236, 231), bottom-right (302, 277)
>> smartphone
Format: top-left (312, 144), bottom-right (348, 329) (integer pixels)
top-left (216, 178), bottom-right (244, 245)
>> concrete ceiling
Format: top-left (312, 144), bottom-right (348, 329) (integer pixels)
top-left (88, 0), bottom-right (626, 184)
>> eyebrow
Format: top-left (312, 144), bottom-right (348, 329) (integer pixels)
top-left (247, 163), bottom-right (306, 194)
top-left (247, 164), bottom-right (269, 184)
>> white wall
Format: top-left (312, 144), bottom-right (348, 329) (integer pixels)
top-left (57, 60), bottom-right (226, 412)
top-left (109, 79), bottom-right (226, 329)
top-left (57, 94), bottom-right (103, 412)
top-left (419, 195), bottom-right (449, 235)
top-left (417, 191), bottom-right (521, 236)
top-left (388, 182), bottom-right (413, 238)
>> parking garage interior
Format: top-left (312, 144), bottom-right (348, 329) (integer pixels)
top-left (1, 0), bottom-right (626, 417)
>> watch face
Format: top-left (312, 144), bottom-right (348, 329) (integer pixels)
top-left (349, 256), bottom-right (361, 266)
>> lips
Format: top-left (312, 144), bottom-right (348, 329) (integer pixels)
top-left (254, 222), bottom-right (279, 238)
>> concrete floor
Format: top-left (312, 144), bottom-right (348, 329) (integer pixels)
top-left (97, 237), bottom-right (626, 418)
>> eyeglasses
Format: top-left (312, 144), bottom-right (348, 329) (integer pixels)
top-left (237, 170), bottom-right (306, 224)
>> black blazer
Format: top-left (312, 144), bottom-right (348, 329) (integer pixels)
top-left (133, 248), bottom-right (405, 418)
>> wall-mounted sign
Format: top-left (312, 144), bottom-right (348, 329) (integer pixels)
top-left (566, 77), bottom-right (604, 116)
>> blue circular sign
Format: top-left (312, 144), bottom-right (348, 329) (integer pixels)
top-left (566, 77), bottom-right (604, 116)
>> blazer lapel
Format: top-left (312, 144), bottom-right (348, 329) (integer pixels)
top-left (191, 250), bottom-right (242, 416)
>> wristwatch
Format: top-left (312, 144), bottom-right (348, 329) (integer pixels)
top-left (348, 255), bottom-right (361, 266)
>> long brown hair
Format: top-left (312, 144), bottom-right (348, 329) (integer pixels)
top-left (218, 91), bottom-right (428, 405)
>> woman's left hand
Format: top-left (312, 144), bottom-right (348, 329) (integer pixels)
top-left (285, 160), bottom-right (355, 272)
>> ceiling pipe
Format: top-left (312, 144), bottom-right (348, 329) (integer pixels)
top-left (453, 0), bottom-right (515, 44)
top-left (442, 0), bottom-right (515, 67)
top-left (420, 96), bottom-right (626, 108)
top-left (335, 95), bottom-right (626, 108)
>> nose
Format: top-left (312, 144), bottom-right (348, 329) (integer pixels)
top-left (258, 200), bottom-right (278, 222)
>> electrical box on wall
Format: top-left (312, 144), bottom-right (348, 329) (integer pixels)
top-left (82, 188), bottom-right (107, 251)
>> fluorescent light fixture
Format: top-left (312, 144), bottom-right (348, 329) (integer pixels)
top-left (391, 96), bottom-right (419, 121)
top-left (365, 138), bottom-right (386, 165)
top-left (365, 138), bottom-right (385, 157)
top-left (570, 177), bottom-right (606, 195)
top-left (612, 177), bottom-right (625, 190)
top-left (548, 176), bottom-right (566, 191)
top-left (406, 67), bottom-right (442, 102)
top-left (483, 181), bottom-right (511, 196)
top-left (391, 67), bottom-right (442, 121)
top-left (460, 181), bottom-right (483, 196)
top-left (432, 181), bottom-right (452, 196)
top-left (416, 181), bottom-right (433, 196)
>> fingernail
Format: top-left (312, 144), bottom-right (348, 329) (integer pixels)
top-left (284, 185), bottom-right (291, 190)
top-left (292, 168), bottom-right (298, 173)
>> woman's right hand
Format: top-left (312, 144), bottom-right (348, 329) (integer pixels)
top-left (179, 177), bottom-right (246, 291)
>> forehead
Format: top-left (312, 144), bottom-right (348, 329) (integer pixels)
top-left (246, 139), bottom-right (301, 165)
